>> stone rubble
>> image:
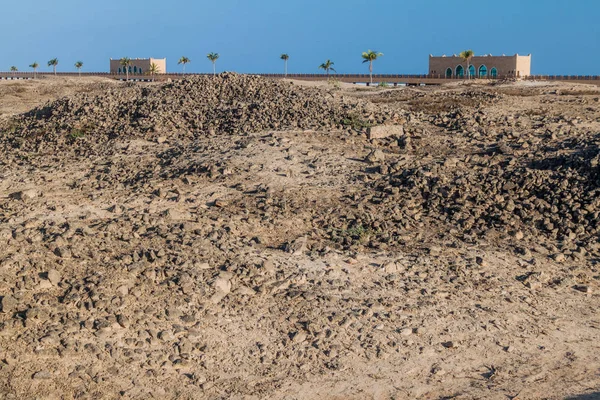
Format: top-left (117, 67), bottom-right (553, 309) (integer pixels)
top-left (0, 77), bottom-right (598, 399)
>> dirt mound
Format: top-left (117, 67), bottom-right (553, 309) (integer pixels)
top-left (377, 148), bottom-right (599, 245)
top-left (0, 78), bottom-right (599, 400)
top-left (2, 73), bottom-right (386, 152)
top-left (371, 88), bottom-right (503, 113)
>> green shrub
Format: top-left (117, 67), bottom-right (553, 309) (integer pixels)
top-left (342, 113), bottom-right (374, 130)
top-left (68, 129), bottom-right (86, 142)
top-left (328, 78), bottom-right (341, 90)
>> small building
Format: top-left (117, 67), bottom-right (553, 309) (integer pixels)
top-left (109, 58), bottom-right (167, 75)
top-left (428, 53), bottom-right (531, 78)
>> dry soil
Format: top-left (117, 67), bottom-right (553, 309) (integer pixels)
top-left (0, 76), bottom-right (599, 400)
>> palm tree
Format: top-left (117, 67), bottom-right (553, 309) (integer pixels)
top-left (361, 50), bottom-right (383, 85)
top-left (10, 66), bottom-right (18, 73)
top-left (318, 60), bottom-right (336, 77)
top-left (280, 54), bottom-right (289, 76)
top-left (148, 62), bottom-right (160, 81)
top-left (207, 53), bottom-right (219, 76)
top-left (120, 57), bottom-right (132, 80)
top-left (459, 50), bottom-right (475, 79)
top-left (178, 56), bottom-right (191, 73)
top-left (48, 58), bottom-right (58, 75)
top-left (74, 61), bottom-right (83, 76)
top-left (30, 62), bottom-right (39, 79)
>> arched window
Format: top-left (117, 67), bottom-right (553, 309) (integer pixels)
top-left (456, 65), bottom-right (464, 78)
top-left (139, 68), bottom-right (143, 74)
top-left (468, 65), bottom-right (475, 78)
top-left (128, 66), bottom-right (132, 73)
top-left (478, 65), bottom-right (488, 78)
top-left (445, 67), bottom-right (453, 78)
top-left (490, 67), bottom-right (498, 78)
top-left (133, 66), bottom-right (138, 73)
top-left (118, 67), bottom-right (121, 74)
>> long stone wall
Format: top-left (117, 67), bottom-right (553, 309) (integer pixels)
top-left (1, 72), bottom-right (598, 86)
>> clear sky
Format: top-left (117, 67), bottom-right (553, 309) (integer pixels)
top-left (1, 0), bottom-right (598, 75)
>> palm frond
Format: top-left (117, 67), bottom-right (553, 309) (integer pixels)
top-left (459, 50), bottom-right (475, 60)
top-left (362, 50), bottom-right (383, 62)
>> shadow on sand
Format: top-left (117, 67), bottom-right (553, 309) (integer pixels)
top-left (566, 393), bottom-right (600, 400)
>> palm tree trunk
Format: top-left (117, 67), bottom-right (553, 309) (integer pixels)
top-left (370, 61), bottom-right (373, 85)
top-left (284, 61), bottom-right (287, 77)
top-left (213, 62), bottom-right (216, 76)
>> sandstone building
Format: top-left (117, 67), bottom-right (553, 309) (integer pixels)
top-left (429, 54), bottom-right (531, 78)
top-left (109, 58), bottom-right (167, 75)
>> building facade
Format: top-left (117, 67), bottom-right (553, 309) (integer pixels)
top-left (429, 54), bottom-right (531, 78)
top-left (109, 58), bottom-right (167, 75)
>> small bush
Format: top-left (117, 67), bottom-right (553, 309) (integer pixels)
top-left (336, 224), bottom-right (374, 245)
top-left (68, 129), bottom-right (86, 143)
top-left (328, 78), bottom-right (341, 90)
top-left (342, 113), bottom-right (374, 130)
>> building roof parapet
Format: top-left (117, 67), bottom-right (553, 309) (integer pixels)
top-left (430, 53), bottom-right (530, 58)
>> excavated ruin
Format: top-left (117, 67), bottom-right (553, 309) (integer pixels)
top-left (0, 77), bottom-right (599, 399)
top-left (2, 73), bottom-right (391, 154)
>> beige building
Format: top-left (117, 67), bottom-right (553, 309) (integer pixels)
top-left (429, 53), bottom-right (531, 78)
top-left (109, 58), bottom-right (167, 75)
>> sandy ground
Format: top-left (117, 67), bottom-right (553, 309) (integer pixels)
top-left (0, 77), bottom-right (599, 399)
top-left (0, 77), bottom-right (126, 119)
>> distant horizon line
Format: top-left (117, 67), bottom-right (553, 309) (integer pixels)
top-left (1, 71), bottom-right (599, 79)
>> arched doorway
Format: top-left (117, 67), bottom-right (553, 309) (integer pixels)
top-left (490, 67), bottom-right (498, 78)
top-left (478, 65), bottom-right (488, 78)
top-left (446, 68), bottom-right (453, 78)
top-left (468, 65), bottom-right (475, 78)
top-left (456, 65), bottom-right (464, 78)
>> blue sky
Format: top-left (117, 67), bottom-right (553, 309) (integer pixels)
top-left (1, 0), bottom-right (598, 75)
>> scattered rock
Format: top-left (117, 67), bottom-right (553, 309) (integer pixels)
top-left (32, 371), bottom-right (52, 380)
top-left (10, 189), bottom-right (38, 202)
top-left (46, 269), bottom-right (61, 286)
top-left (367, 124), bottom-right (404, 140)
top-left (0, 295), bottom-right (18, 314)
top-left (284, 237), bottom-right (307, 256)
top-left (365, 149), bottom-right (385, 163)
top-left (400, 328), bottom-right (413, 336)
top-left (54, 247), bottom-right (72, 259)
top-left (574, 285), bottom-right (592, 294)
